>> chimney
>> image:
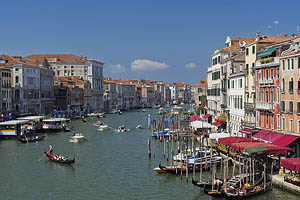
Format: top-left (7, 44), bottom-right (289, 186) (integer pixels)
top-left (291, 33), bottom-right (296, 37)
top-left (284, 34), bottom-right (288, 37)
top-left (256, 32), bottom-right (261, 41)
top-left (263, 35), bottom-right (268, 39)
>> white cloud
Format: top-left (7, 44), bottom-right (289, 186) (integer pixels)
top-left (130, 59), bottom-right (169, 71)
top-left (108, 64), bottom-right (126, 74)
top-left (185, 62), bottom-right (197, 68)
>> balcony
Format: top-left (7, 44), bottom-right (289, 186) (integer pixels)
top-left (241, 120), bottom-right (256, 129)
top-left (245, 102), bottom-right (254, 111)
top-left (256, 102), bottom-right (274, 110)
top-left (256, 57), bottom-right (279, 68)
top-left (259, 78), bottom-right (274, 85)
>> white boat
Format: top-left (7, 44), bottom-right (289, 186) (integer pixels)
top-left (98, 124), bottom-right (109, 131)
top-left (173, 149), bottom-right (215, 162)
top-left (142, 109), bottom-right (146, 112)
top-left (70, 133), bottom-right (85, 143)
top-left (136, 125), bottom-right (143, 129)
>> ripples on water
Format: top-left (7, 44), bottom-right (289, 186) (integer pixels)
top-left (0, 108), bottom-right (298, 199)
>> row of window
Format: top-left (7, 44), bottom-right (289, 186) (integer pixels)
top-left (281, 77), bottom-right (300, 93)
top-left (282, 57), bottom-right (300, 70)
top-left (280, 101), bottom-right (300, 114)
top-left (257, 87), bottom-right (279, 103)
top-left (246, 46), bottom-right (255, 56)
top-left (212, 71), bottom-right (220, 80)
top-left (212, 56), bottom-right (221, 65)
top-left (228, 78), bottom-right (243, 89)
top-left (256, 67), bottom-right (280, 80)
top-left (207, 88), bottom-right (220, 96)
top-left (229, 95), bottom-right (243, 109)
top-left (1, 72), bottom-right (11, 77)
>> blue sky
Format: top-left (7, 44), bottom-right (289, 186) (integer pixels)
top-left (1, 0), bottom-right (300, 84)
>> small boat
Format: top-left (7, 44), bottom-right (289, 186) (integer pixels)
top-left (153, 164), bottom-right (188, 174)
top-left (18, 135), bottom-right (45, 143)
top-left (70, 133), bottom-right (85, 143)
top-left (136, 125), bottom-right (143, 129)
top-left (203, 179), bottom-right (224, 198)
top-left (142, 109), bottom-right (146, 112)
top-left (96, 121), bottom-right (104, 126)
top-left (97, 113), bottom-right (105, 118)
top-left (118, 110), bottom-right (122, 115)
top-left (63, 126), bottom-right (71, 132)
top-left (192, 178), bottom-right (210, 188)
top-left (152, 130), bottom-right (169, 137)
top-left (117, 125), bottom-right (129, 132)
top-left (82, 118), bottom-right (89, 122)
top-left (45, 151), bottom-right (75, 164)
top-left (98, 124), bottom-right (109, 131)
top-left (87, 113), bottom-right (99, 117)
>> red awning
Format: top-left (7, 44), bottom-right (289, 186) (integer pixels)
top-left (253, 130), bottom-right (271, 139)
top-left (189, 115), bottom-right (201, 122)
top-left (281, 158), bottom-right (300, 171)
top-left (232, 141), bottom-right (292, 155)
top-left (212, 121), bottom-right (222, 126)
top-left (253, 130), bottom-right (298, 147)
top-left (218, 137), bottom-right (253, 146)
top-left (203, 114), bottom-right (212, 119)
top-left (273, 135), bottom-right (298, 147)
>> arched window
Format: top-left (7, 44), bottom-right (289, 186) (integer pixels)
top-left (15, 76), bottom-right (19, 84)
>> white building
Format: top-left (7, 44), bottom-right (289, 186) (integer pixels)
top-left (168, 85), bottom-right (178, 104)
top-left (227, 53), bottom-right (246, 135)
top-left (24, 54), bottom-right (104, 112)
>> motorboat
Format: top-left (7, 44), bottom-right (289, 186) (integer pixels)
top-left (136, 124), bottom-right (143, 129)
top-left (70, 133), bottom-right (85, 143)
top-left (98, 124), bottom-right (109, 131)
top-left (142, 109), bottom-right (146, 112)
top-left (117, 125), bottom-right (129, 132)
top-left (96, 121), bottom-right (104, 126)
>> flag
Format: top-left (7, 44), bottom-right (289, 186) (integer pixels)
top-left (205, 103), bottom-right (208, 109)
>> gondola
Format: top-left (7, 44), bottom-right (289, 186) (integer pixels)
top-left (192, 178), bottom-right (211, 188)
top-left (44, 151), bottom-right (75, 164)
top-left (203, 179), bottom-right (223, 198)
top-left (18, 135), bottom-right (45, 143)
top-left (222, 176), bottom-right (272, 199)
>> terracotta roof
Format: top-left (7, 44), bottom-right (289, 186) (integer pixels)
top-left (221, 44), bottom-right (241, 52)
top-left (231, 37), bottom-right (256, 43)
top-left (259, 36), bottom-right (295, 43)
top-left (271, 35), bottom-right (300, 45)
top-left (282, 49), bottom-right (300, 57)
top-left (24, 54), bottom-right (88, 64)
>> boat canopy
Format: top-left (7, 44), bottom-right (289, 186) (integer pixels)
top-left (0, 120), bottom-right (29, 126)
top-left (43, 118), bottom-right (70, 122)
top-left (18, 116), bottom-right (45, 121)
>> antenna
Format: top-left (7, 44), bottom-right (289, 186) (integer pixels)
top-left (274, 20), bottom-right (279, 36)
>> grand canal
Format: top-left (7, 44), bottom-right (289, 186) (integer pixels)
top-left (0, 108), bottom-right (298, 200)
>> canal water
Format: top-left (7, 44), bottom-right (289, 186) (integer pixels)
top-left (0, 108), bottom-right (298, 200)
